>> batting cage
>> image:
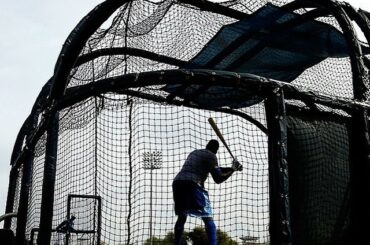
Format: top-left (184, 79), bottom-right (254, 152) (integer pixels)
top-left (3, 0), bottom-right (370, 244)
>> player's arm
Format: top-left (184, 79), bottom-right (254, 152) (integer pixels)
top-left (210, 167), bottom-right (234, 184)
top-left (210, 160), bottom-right (242, 184)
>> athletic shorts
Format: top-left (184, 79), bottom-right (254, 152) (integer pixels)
top-left (172, 180), bottom-right (213, 217)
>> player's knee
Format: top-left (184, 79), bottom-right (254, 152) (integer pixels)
top-left (202, 217), bottom-right (216, 229)
top-left (202, 217), bottom-right (213, 222)
top-left (175, 214), bottom-right (187, 228)
top-left (175, 217), bottom-right (186, 234)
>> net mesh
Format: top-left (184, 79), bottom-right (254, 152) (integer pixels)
top-left (10, 0), bottom-right (369, 244)
top-left (40, 97), bottom-right (269, 244)
top-left (10, 167), bottom-right (22, 232)
top-left (286, 111), bottom-right (351, 244)
top-left (25, 150), bottom-right (45, 240)
top-left (68, 0), bottom-right (354, 100)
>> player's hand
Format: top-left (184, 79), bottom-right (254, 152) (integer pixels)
top-left (231, 159), bottom-right (243, 171)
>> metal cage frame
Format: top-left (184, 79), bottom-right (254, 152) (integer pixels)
top-left (4, 0), bottom-right (370, 244)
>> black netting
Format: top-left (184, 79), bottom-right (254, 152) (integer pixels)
top-left (9, 167), bottom-right (22, 233)
top-left (68, 0), bottom-right (355, 100)
top-left (286, 112), bottom-right (351, 245)
top-left (25, 138), bottom-right (46, 240)
top-left (44, 97), bottom-right (269, 244)
top-left (8, 0), bottom-right (370, 244)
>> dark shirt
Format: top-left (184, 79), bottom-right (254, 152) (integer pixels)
top-left (174, 149), bottom-right (218, 187)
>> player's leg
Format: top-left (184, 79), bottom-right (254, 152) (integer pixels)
top-left (202, 217), bottom-right (216, 245)
top-left (174, 214), bottom-right (187, 245)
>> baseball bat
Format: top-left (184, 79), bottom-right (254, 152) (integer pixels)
top-left (208, 117), bottom-right (236, 160)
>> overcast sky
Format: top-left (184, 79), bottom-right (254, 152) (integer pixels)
top-left (0, 0), bottom-right (103, 218)
top-left (0, 0), bottom-right (369, 227)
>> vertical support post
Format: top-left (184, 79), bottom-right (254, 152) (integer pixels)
top-left (4, 118), bottom-right (34, 230)
top-left (37, 111), bottom-right (59, 245)
top-left (65, 196), bottom-right (72, 245)
top-left (93, 96), bottom-right (98, 245)
top-left (30, 228), bottom-right (37, 245)
top-left (126, 102), bottom-right (133, 245)
top-left (349, 108), bottom-right (370, 240)
top-left (315, 1), bottom-right (370, 239)
top-left (335, 3), bottom-right (370, 240)
top-left (4, 169), bottom-right (19, 229)
top-left (15, 150), bottom-right (35, 244)
top-left (265, 88), bottom-right (292, 245)
top-left (15, 115), bottom-right (38, 243)
top-left (97, 196), bottom-right (101, 245)
top-left (149, 169), bottom-right (153, 245)
top-left (341, 6), bottom-right (370, 240)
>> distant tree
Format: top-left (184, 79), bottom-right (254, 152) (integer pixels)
top-left (143, 236), bottom-right (166, 245)
top-left (145, 227), bottom-right (238, 245)
top-left (216, 229), bottom-right (238, 245)
top-left (188, 226), bottom-right (238, 245)
top-left (143, 231), bottom-right (187, 245)
top-left (188, 226), bottom-right (208, 244)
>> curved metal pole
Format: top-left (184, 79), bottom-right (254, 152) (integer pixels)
top-left (5, 78), bottom-right (52, 233)
top-left (74, 47), bottom-right (188, 68)
top-left (0, 213), bottom-right (17, 223)
top-left (57, 69), bottom-right (370, 111)
top-left (283, 1), bottom-right (370, 243)
top-left (341, 3), bottom-right (370, 57)
top-left (36, 2), bottom-right (129, 243)
top-left (48, 0), bottom-right (369, 103)
top-left (178, 0), bottom-right (248, 20)
top-left (48, 0), bottom-right (252, 105)
top-left (282, 0), bottom-right (367, 98)
top-left (4, 115), bottom-right (30, 229)
top-left (115, 89), bottom-right (269, 134)
top-left (7, 1), bottom-right (370, 243)
top-left (3, 170), bottom-right (18, 229)
top-left (50, 0), bottom-right (130, 102)
top-left (36, 111), bottom-right (60, 245)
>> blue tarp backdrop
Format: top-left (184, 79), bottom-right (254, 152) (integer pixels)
top-left (164, 4), bottom-right (369, 108)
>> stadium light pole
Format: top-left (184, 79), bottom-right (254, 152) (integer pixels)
top-left (143, 151), bottom-right (162, 245)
